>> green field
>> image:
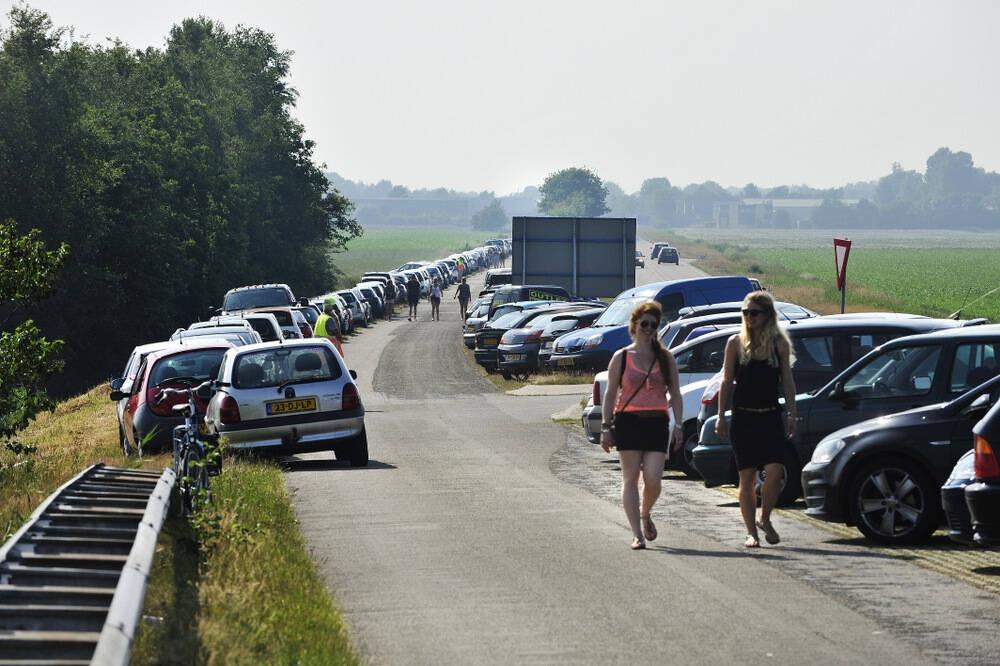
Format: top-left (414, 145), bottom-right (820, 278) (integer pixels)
top-left (331, 228), bottom-right (497, 285)
top-left (650, 227), bottom-right (1000, 321)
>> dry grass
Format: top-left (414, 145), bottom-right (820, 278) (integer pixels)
top-left (0, 385), bottom-right (162, 540)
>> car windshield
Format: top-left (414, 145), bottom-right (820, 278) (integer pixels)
top-left (338, 292), bottom-right (357, 304)
top-left (151, 349), bottom-right (227, 385)
top-left (594, 298), bottom-right (643, 327)
top-left (246, 318), bottom-right (279, 342)
top-left (233, 345), bottom-right (343, 389)
top-left (297, 308), bottom-right (318, 325)
top-left (842, 344), bottom-right (941, 398)
top-left (224, 287), bottom-right (290, 311)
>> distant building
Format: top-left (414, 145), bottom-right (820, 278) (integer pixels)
top-left (713, 198), bottom-right (860, 228)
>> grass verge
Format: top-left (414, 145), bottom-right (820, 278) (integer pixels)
top-left (135, 461), bottom-right (358, 664)
top-left (461, 344), bottom-right (597, 392)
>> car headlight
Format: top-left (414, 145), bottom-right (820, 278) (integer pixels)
top-left (582, 333), bottom-right (603, 350)
top-left (810, 438), bottom-right (846, 465)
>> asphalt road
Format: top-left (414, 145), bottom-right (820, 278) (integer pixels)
top-left (284, 266), bottom-right (998, 665)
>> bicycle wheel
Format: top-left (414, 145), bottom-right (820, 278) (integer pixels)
top-left (179, 444), bottom-right (203, 516)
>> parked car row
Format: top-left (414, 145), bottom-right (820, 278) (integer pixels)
top-left (109, 239), bottom-right (511, 464)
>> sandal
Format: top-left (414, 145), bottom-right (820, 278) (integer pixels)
top-left (756, 520), bottom-right (780, 545)
top-left (744, 534), bottom-right (760, 548)
top-left (631, 537), bottom-right (646, 550)
top-left (641, 515), bottom-right (658, 542)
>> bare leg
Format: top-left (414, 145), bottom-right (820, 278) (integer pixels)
top-left (619, 450), bottom-right (644, 543)
top-left (738, 467), bottom-right (760, 546)
top-left (758, 462), bottom-right (784, 542)
top-left (640, 451), bottom-right (666, 518)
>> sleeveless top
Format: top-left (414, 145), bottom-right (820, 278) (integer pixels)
top-left (614, 351), bottom-right (669, 414)
top-left (733, 344), bottom-right (781, 409)
top-left (431, 286), bottom-right (442, 299)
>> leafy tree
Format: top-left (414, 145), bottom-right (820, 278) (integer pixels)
top-left (925, 148), bottom-right (990, 199)
top-left (471, 199), bottom-right (508, 231)
top-left (0, 220), bottom-right (68, 440)
top-left (538, 167), bottom-right (609, 216)
top-left (875, 163), bottom-right (924, 208)
top-left (742, 183), bottom-right (761, 198)
top-left (765, 185), bottom-right (790, 199)
top-left (638, 178), bottom-right (677, 225)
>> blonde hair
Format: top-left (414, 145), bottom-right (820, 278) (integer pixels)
top-left (739, 291), bottom-right (794, 367)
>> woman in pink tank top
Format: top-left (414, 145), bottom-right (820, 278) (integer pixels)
top-left (600, 300), bottom-right (683, 550)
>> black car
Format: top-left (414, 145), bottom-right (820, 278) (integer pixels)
top-left (538, 308), bottom-right (607, 369)
top-left (942, 449), bottom-right (977, 545)
top-left (497, 305), bottom-right (603, 379)
top-left (694, 318), bottom-right (995, 505)
top-left (967, 398), bottom-right (1000, 546)
top-left (487, 284), bottom-right (570, 319)
top-left (801, 374), bottom-right (1000, 544)
top-left (477, 303), bottom-right (590, 372)
top-left (658, 247), bottom-right (680, 265)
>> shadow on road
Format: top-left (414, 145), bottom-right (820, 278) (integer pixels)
top-left (279, 458), bottom-right (397, 472)
top-left (651, 545), bottom-right (787, 561)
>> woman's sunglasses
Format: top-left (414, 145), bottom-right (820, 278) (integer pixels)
top-left (637, 320), bottom-right (657, 330)
top-left (741, 308), bottom-right (764, 318)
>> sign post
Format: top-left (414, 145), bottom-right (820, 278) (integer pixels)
top-left (834, 238), bottom-right (852, 314)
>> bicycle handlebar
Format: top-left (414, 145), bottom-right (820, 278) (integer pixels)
top-left (155, 380), bottom-right (214, 404)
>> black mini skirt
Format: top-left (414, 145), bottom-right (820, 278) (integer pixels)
top-left (612, 412), bottom-right (669, 453)
top-left (730, 407), bottom-right (786, 471)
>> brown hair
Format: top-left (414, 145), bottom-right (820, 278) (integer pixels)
top-left (627, 300), bottom-right (676, 396)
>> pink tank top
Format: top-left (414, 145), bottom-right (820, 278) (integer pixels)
top-left (614, 351), bottom-right (669, 414)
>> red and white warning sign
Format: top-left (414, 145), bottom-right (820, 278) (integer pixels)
top-left (834, 238), bottom-right (852, 290)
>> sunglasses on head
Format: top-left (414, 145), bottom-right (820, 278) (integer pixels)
top-left (741, 308), bottom-right (764, 317)
top-left (637, 320), bottom-right (657, 330)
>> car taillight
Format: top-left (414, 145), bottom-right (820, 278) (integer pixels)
top-left (524, 330), bottom-right (543, 343)
top-left (500, 331), bottom-right (514, 344)
top-left (593, 381), bottom-right (601, 406)
top-left (219, 396), bottom-right (241, 424)
top-left (343, 383), bottom-right (361, 410)
top-left (148, 387), bottom-right (181, 417)
top-left (974, 434), bottom-right (1000, 479)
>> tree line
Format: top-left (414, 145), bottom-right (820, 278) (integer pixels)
top-left (534, 149), bottom-right (1000, 229)
top-left (0, 7), bottom-right (360, 402)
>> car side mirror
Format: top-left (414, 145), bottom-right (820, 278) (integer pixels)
top-left (350, 370), bottom-right (358, 380)
top-left (109, 389), bottom-right (126, 402)
top-left (109, 377), bottom-right (124, 391)
top-left (195, 383), bottom-right (215, 401)
top-left (829, 381), bottom-right (846, 400)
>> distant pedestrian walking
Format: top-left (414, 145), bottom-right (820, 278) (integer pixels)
top-left (430, 279), bottom-right (442, 321)
top-left (601, 300), bottom-right (682, 550)
top-left (384, 278), bottom-right (396, 320)
top-left (714, 291), bottom-right (797, 548)
top-left (405, 275), bottom-right (421, 321)
top-left (455, 277), bottom-right (471, 320)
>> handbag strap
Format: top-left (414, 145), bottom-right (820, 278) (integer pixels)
top-left (615, 352), bottom-right (657, 414)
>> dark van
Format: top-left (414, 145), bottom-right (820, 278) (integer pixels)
top-left (547, 276), bottom-right (755, 371)
top-left (488, 284), bottom-right (570, 319)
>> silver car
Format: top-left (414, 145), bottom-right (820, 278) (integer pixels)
top-left (205, 338), bottom-right (368, 465)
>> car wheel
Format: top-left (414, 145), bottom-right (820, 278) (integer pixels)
top-left (348, 428), bottom-right (369, 467)
top-left (501, 369), bottom-right (513, 380)
top-left (511, 370), bottom-right (530, 382)
top-left (119, 424), bottom-right (133, 458)
top-left (675, 420), bottom-right (701, 479)
top-left (848, 457), bottom-right (938, 545)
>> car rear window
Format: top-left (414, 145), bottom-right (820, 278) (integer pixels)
top-left (233, 346), bottom-right (343, 389)
top-left (338, 291), bottom-right (357, 304)
top-left (151, 349), bottom-right (227, 385)
top-left (245, 318), bottom-right (279, 342)
top-left (224, 287), bottom-right (291, 311)
top-left (259, 310), bottom-right (293, 326)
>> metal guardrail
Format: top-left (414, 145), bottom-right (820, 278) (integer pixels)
top-left (0, 463), bottom-right (175, 665)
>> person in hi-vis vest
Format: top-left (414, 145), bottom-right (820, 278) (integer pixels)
top-left (315, 298), bottom-right (345, 358)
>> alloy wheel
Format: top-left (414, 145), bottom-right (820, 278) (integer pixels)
top-left (857, 467), bottom-right (925, 540)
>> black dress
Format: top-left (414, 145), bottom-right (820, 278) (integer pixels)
top-left (729, 349), bottom-right (786, 471)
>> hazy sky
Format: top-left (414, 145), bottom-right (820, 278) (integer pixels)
top-left (14, 1), bottom-right (1000, 195)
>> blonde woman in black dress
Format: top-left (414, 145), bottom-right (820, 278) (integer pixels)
top-left (715, 291), bottom-right (797, 548)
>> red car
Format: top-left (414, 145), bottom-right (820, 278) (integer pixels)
top-left (112, 340), bottom-right (233, 454)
